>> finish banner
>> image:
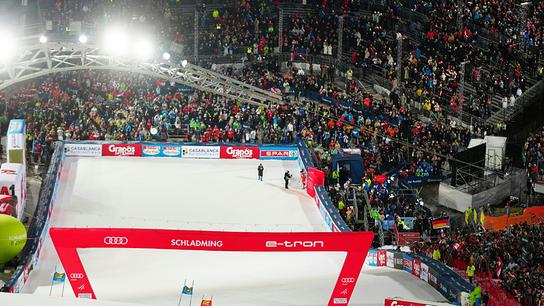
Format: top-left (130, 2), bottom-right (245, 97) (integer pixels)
top-left (219, 146), bottom-right (260, 159)
top-left (50, 228), bottom-right (373, 306)
top-left (102, 144), bottom-right (142, 157)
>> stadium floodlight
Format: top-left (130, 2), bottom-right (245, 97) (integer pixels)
top-left (162, 52), bottom-right (171, 60)
top-left (79, 34), bottom-right (88, 44)
top-left (134, 37), bottom-right (153, 60)
top-left (39, 35), bottom-right (47, 44)
top-left (0, 31), bottom-right (16, 63)
top-left (103, 27), bottom-right (128, 56)
top-left (181, 59), bottom-right (188, 67)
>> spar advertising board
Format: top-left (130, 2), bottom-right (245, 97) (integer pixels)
top-left (64, 143), bottom-right (102, 157)
top-left (142, 143), bottom-right (182, 158)
top-left (181, 146), bottom-right (220, 159)
top-left (102, 144), bottom-right (142, 157)
top-left (220, 146), bottom-right (260, 159)
top-left (260, 146), bottom-right (299, 160)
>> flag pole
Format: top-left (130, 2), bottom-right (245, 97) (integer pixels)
top-left (188, 280), bottom-right (194, 306)
top-left (49, 265), bottom-right (57, 296)
top-left (61, 279), bottom-right (65, 297)
top-left (177, 279), bottom-right (186, 306)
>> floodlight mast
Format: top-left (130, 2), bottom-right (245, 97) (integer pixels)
top-left (0, 39), bottom-right (282, 106)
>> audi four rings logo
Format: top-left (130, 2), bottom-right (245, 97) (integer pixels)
top-left (70, 273), bottom-right (84, 279)
top-left (104, 237), bottom-right (128, 245)
top-left (341, 277), bottom-right (355, 283)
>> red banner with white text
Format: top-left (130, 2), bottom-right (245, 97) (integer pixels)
top-left (219, 146), bottom-right (260, 159)
top-left (101, 144), bottom-right (142, 157)
top-left (50, 228), bottom-right (373, 305)
top-left (384, 298), bottom-right (429, 306)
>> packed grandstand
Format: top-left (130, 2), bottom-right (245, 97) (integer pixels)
top-left (0, 0), bottom-right (543, 306)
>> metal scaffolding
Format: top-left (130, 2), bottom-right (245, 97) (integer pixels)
top-left (0, 40), bottom-right (283, 106)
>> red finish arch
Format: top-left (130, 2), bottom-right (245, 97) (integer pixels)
top-left (49, 228), bottom-right (373, 305)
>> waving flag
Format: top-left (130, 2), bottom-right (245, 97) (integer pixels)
top-left (182, 285), bottom-right (193, 295)
top-left (52, 272), bottom-right (66, 282)
top-left (200, 299), bottom-right (212, 306)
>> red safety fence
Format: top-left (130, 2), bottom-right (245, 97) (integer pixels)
top-left (450, 257), bottom-right (520, 306)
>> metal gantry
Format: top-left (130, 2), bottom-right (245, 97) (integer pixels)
top-left (0, 40), bottom-right (283, 105)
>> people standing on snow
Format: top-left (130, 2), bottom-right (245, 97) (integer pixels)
top-left (257, 163), bottom-right (264, 181)
top-left (284, 171), bottom-right (292, 189)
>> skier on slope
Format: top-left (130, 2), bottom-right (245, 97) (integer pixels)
top-left (284, 171), bottom-right (292, 189)
top-left (257, 163), bottom-right (264, 181)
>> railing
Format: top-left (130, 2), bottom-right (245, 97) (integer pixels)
top-left (503, 80), bottom-right (544, 122)
top-left (1, 141), bottom-right (64, 293)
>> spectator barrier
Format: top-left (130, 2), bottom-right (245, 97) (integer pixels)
top-left (1, 141), bottom-right (64, 293)
top-left (366, 249), bottom-right (474, 304)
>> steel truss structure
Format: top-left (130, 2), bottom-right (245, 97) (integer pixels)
top-left (0, 41), bottom-right (282, 105)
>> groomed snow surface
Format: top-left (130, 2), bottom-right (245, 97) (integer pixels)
top-left (21, 157), bottom-right (445, 306)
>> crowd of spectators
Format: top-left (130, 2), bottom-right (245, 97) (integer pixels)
top-left (412, 222), bottom-right (544, 305)
top-left (14, 2), bottom-right (544, 304)
top-left (525, 127), bottom-right (544, 182)
top-left (38, 0), bottom-right (543, 122)
top-left (2, 65), bottom-right (488, 227)
top-left (198, 1), bottom-right (279, 57)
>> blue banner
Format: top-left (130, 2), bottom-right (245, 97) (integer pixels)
top-left (7, 119), bottom-right (26, 134)
top-left (403, 254), bottom-right (413, 273)
top-left (142, 143), bottom-right (182, 158)
top-left (366, 249), bottom-right (377, 266)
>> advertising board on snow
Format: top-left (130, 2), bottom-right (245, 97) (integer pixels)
top-left (260, 147), bottom-right (299, 160)
top-left (220, 146), bottom-right (260, 159)
top-left (403, 254), bottom-right (413, 273)
top-left (102, 144), bottom-right (142, 157)
top-left (142, 144), bottom-right (182, 158)
top-left (384, 298), bottom-right (430, 306)
top-left (377, 250), bottom-right (387, 266)
top-left (365, 249), bottom-right (377, 266)
top-left (394, 252), bottom-right (404, 270)
top-left (386, 250), bottom-right (395, 268)
top-left (181, 146), bottom-right (220, 159)
top-left (428, 267), bottom-right (440, 289)
top-left (319, 199), bottom-right (333, 231)
top-left (420, 262), bottom-right (429, 282)
top-left (142, 144), bottom-right (160, 156)
top-left (412, 258), bottom-right (421, 278)
top-left (64, 143), bottom-right (102, 157)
